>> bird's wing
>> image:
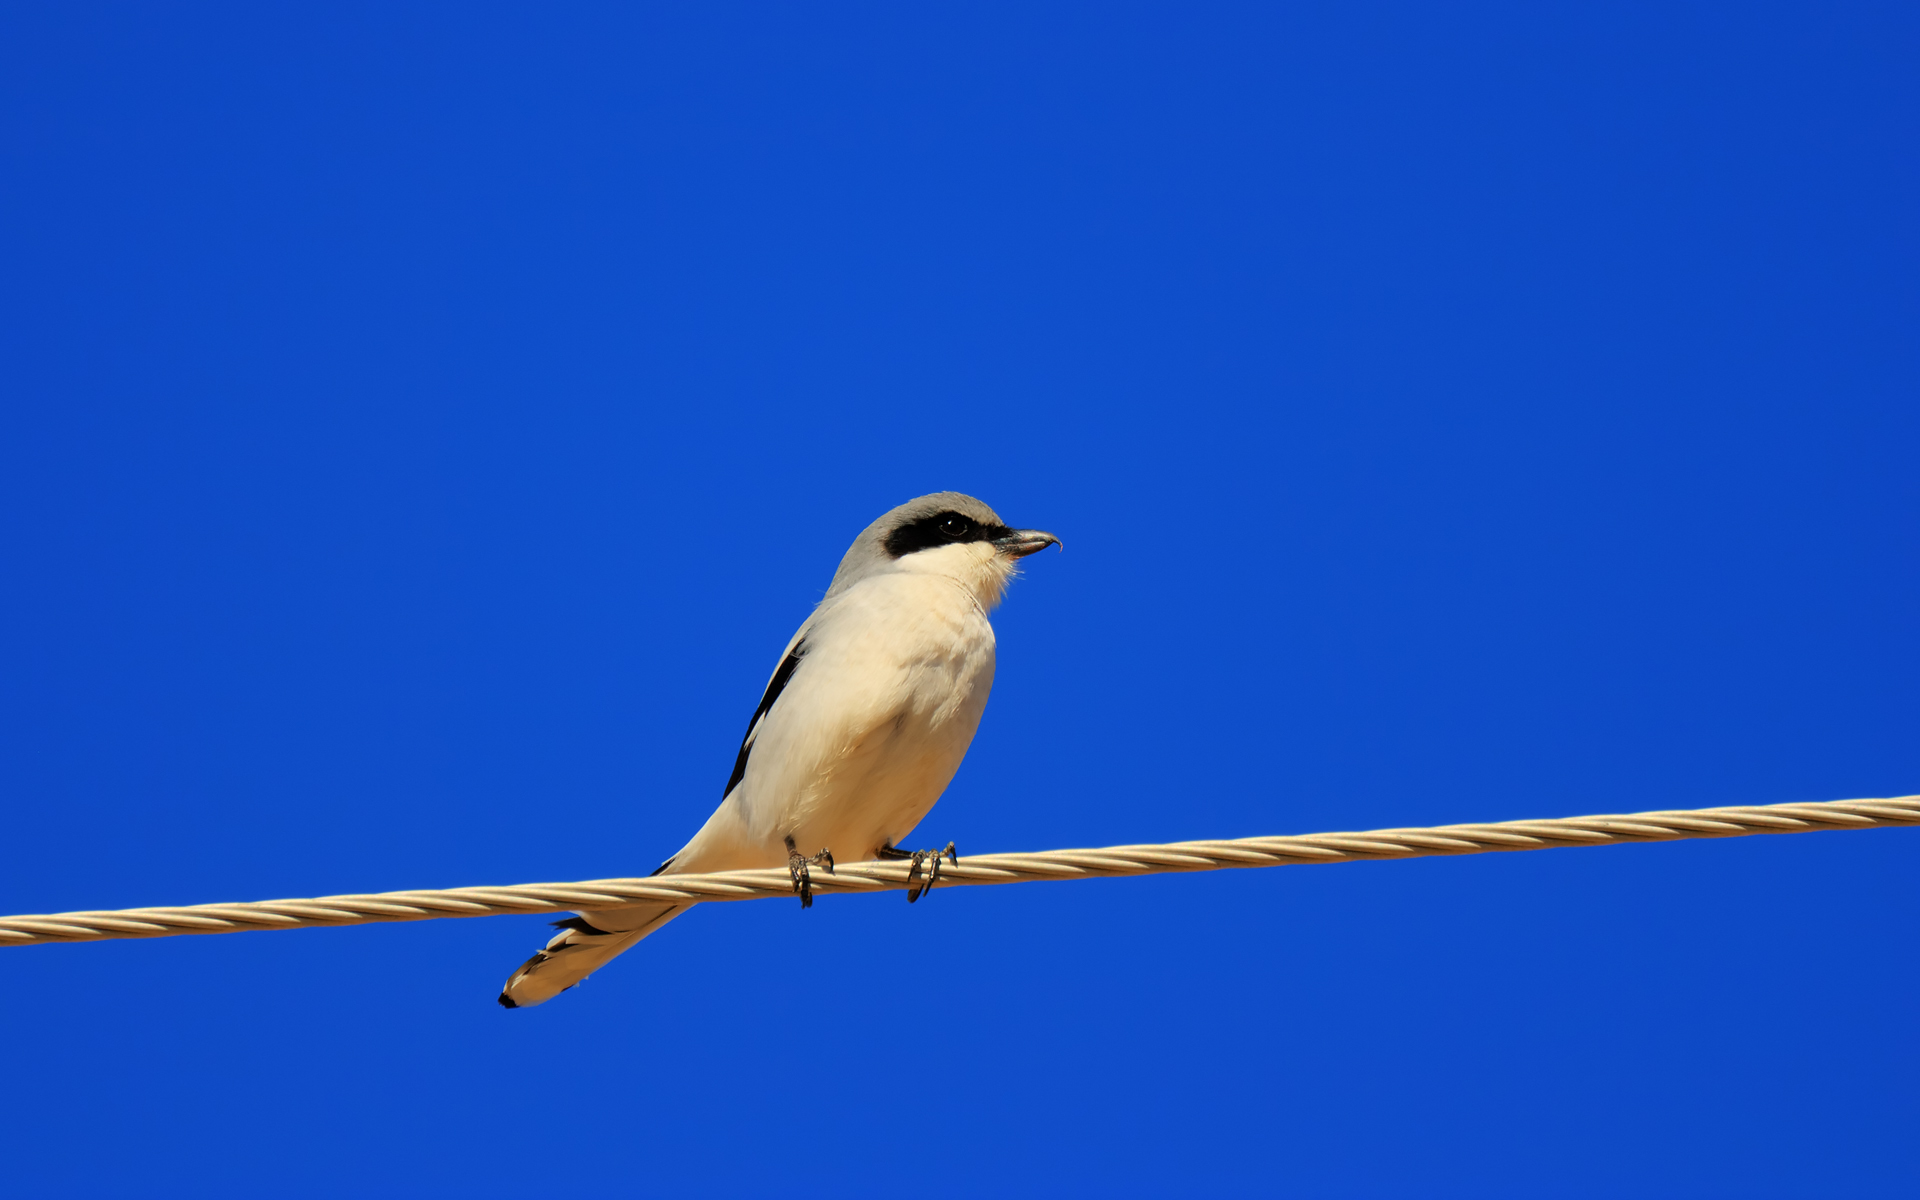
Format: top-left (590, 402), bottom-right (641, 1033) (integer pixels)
top-left (720, 625), bottom-right (809, 801)
top-left (647, 619), bottom-right (824, 875)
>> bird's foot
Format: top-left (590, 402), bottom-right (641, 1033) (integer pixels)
top-left (785, 835), bottom-right (834, 909)
top-left (878, 841), bottom-right (958, 902)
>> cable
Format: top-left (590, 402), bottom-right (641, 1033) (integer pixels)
top-left (3, 794), bottom-right (1914, 947)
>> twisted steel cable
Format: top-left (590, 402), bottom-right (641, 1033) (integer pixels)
top-left (3, 794), bottom-right (1914, 948)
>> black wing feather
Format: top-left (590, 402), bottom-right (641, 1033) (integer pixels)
top-left (721, 639), bottom-right (806, 799)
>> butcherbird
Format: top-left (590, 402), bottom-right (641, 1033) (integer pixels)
top-left (498, 492), bottom-right (1059, 1007)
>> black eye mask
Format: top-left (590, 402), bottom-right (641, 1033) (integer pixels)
top-left (883, 510), bottom-right (1012, 558)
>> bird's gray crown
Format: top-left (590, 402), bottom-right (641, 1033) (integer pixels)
top-left (826, 491), bottom-right (1009, 596)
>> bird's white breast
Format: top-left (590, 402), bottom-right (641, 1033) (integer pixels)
top-left (673, 548), bottom-right (1005, 872)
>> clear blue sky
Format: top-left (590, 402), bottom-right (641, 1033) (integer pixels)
top-left (2, 5), bottom-right (1915, 1197)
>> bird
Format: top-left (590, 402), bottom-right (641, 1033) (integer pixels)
top-left (497, 491), bottom-right (1060, 1007)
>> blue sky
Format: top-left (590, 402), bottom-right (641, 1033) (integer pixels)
top-left (2, 4), bottom-right (1915, 1196)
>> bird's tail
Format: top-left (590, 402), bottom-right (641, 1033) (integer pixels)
top-left (497, 902), bottom-right (690, 1008)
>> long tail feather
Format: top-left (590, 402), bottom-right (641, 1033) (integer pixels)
top-left (497, 902), bottom-right (690, 1008)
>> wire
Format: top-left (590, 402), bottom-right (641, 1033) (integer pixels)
top-left (3, 794), bottom-right (1914, 948)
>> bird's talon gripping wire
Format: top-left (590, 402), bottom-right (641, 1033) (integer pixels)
top-left (903, 840), bottom-right (959, 903)
top-left (784, 837), bottom-right (834, 909)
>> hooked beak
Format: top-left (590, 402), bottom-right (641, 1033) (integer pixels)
top-left (992, 528), bottom-right (1062, 558)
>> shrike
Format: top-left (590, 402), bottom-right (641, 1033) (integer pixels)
top-left (499, 492), bottom-right (1059, 1007)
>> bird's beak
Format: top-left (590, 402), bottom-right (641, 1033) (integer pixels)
top-left (993, 529), bottom-right (1062, 558)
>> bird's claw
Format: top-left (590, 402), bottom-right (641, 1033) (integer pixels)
top-left (784, 836), bottom-right (834, 909)
top-left (884, 840), bottom-right (958, 903)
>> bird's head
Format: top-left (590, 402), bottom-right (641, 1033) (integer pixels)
top-left (829, 491), bottom-right (1060, 607)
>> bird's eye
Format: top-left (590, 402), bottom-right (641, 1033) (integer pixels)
top-left (939, 515), bottom-right (972, 539)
